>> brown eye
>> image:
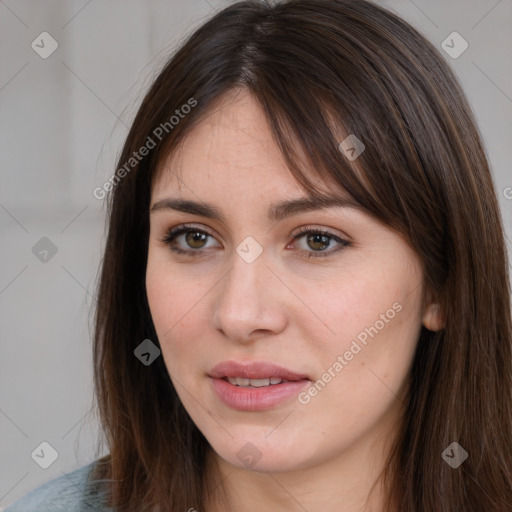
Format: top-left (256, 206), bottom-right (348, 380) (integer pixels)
top-left (305, 233), bottom-right (331, 251)
top-left (160, 225), bottom-right (219, 256)
top-left (184, 231), bottom-right (209, 249)
top-left (160, 224), bottom-right (350, 259)
top-left (291, 227), bottom-right (350, 258)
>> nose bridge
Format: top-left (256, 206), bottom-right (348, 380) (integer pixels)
top-left (212, 238), bottom-right (285, 339)
top-left (220, 243), bottom-right (265, 315)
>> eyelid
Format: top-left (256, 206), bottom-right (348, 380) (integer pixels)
top-left (291, 224), bottom-right (351, 242)
top-left (161, 222), bottom-right (349, 242)
top-left (159, 222), bottom-right (351, 257)
top-left (159, 223), bottom-right (221, 247)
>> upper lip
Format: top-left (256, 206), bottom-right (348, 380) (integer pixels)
top-left (209, 361), bottom-right (310, 381)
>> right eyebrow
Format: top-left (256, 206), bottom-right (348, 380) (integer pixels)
top-left (150, 196), bottom-right (362, 224)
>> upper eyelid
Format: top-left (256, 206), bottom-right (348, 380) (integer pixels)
top-left (163, 223), bottom-right (346, 239)
top-left (162, 223), bottom-right (349, 247)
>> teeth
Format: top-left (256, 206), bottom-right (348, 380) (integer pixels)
top-left (250, 378), bottom-right (272, 387)
top-left (226, 377), bottom-right (284, 387)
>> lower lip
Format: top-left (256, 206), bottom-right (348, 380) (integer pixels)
top-left (210, 377), bottom-right (310, 411)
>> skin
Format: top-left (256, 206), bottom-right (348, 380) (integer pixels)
top-left (146, 88), bottom-right (443, 512)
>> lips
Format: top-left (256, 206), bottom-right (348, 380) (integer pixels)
top-left (209, 361), bottom-right (310, 381)
top-left (209, 361), bottom-right (311, 411)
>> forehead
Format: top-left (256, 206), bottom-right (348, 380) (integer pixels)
top-left (152, 89), bottom-right (335, 201)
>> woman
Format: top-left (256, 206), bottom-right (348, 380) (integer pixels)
top-left (6, 0), bottom-right (512, 511)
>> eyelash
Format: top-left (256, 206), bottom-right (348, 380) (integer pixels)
top-left (159, 223), bottom-right (350, 259)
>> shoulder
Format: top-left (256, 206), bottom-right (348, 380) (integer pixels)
top-left (3, 459), bottom-right (111, 512)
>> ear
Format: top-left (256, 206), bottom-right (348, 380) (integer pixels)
top-left (422, 301), bottom-right (445, 332)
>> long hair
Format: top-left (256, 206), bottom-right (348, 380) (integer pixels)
top-left (88, 1), bottom-right (512, 510)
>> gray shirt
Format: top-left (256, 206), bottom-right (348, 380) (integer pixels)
top-left (3, 460), bottom-right (114, 512)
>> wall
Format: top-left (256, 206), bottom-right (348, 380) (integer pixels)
top-left (1, 0), bottom-right (511, 507)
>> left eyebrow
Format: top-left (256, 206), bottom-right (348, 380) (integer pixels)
top-left (150, 195), bottom-right (362, 224)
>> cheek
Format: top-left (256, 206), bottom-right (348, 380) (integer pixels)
top-left (302, 263), bottom-right (422, 391)
top-left (297, 267), bottom-right (404, 353)
top-left (145, 261), bottom-right (208, 367)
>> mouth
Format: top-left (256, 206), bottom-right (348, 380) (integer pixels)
top-left (224, 376), bottom-right (290, 388)
top-left (208, 361), bottom-right (311, 411)
top-left (209, 360), bottom-right (310, 382)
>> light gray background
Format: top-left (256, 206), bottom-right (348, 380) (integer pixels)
top-left (1, 0), bottom-right (511, 508)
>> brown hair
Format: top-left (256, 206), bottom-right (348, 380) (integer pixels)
top-left (88, 0), bottom-right (512, 510)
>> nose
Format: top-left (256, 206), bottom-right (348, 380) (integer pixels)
top-left (211, 244), bottom-right (288, 343)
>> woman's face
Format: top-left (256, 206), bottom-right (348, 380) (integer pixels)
top-left (146, 88), bottom-right (435, 475)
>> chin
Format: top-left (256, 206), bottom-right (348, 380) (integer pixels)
top-left (208, 432), bottom-right (315, 474)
